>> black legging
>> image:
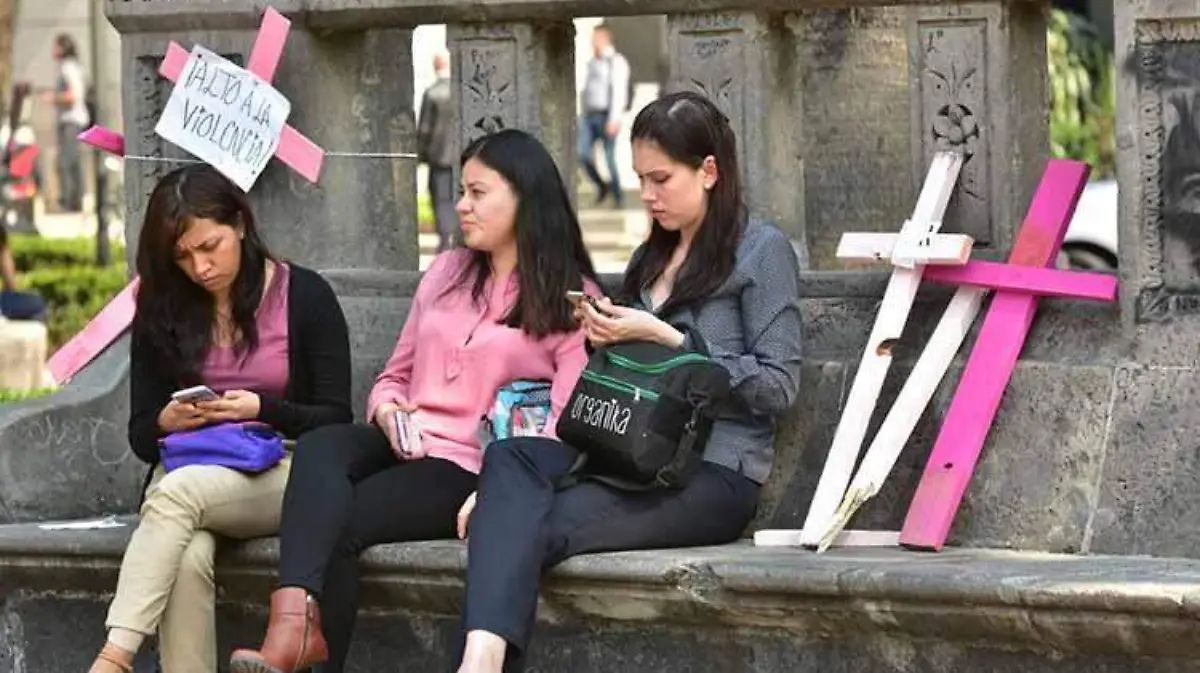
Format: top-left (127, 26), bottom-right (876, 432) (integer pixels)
top-left (458, 437), bottom-right (760, 672)
top-left (277, 423), bottom-right (477, 671)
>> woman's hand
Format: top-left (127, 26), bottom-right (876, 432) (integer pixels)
top-left (580, 298), bottom-right (685, 348)
top-left (196, 390), bottom-right (261, 423)
top-left (158, 400), bottom-right (207, 433)
top-left (457, 491), bottom-right (477, 540)
top-left (374, 401), bottom-right (421, 460)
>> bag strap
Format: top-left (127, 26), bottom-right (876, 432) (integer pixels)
top-left (652, 409), bottom-right (702, 488)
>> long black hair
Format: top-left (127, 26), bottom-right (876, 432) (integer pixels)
top-left (622, 91), bottom-right (746, 314)
top-left (134, 165), bottom-right (271, 384)
top-left (455, 129), bottom-right (598, 338)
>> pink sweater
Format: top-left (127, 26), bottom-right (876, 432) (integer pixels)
top-left (366, 250), bottom-right (595, 474)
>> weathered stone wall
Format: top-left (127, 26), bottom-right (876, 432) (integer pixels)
top-left (0, 0), bottom-right (1162, 560)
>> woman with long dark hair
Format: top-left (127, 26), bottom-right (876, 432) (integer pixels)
top-left (88, 165), bottom-right (352, 673)
top-left (452, 91), bottom-right (804, 673)
top-left (231, 128), bottom-right (599, 673)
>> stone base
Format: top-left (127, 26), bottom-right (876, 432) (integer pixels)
top-left (2, 519), bottom-right (1199, 672)
top-left (0, 319), bottom-right (48, 392)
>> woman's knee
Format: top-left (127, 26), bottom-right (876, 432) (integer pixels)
top-left (481, 437), bottom-right (576, 483)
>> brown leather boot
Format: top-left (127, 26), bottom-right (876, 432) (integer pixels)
top-left (229, 587), bottom-right (328, 673)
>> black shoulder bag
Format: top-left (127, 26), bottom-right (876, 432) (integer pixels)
top-left (555, 330), bottom-right (731, 491)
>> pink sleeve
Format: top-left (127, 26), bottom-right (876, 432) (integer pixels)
top-left (542, 328), bottom-right (588, 439)
top-left (542, 276), bottom-right (602, 438)
top-left (365, 252), bottom-right (457, 422)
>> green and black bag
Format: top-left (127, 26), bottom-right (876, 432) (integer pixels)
top-left (555, 334), bottom-right (731, 490)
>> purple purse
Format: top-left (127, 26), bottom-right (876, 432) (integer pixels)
top-left (160, 421), bottom-right (287, 474)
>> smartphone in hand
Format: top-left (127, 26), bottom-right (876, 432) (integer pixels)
top-left (393, 409), bottom-right (423, 457)
top-left (171, 385), bottom-right (219, 405)
top-left (566, 290), bottom-right (599, 309)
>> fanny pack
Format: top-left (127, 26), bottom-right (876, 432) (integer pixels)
top-left (555, 334), bottom-right (731, 491)
top-left (478, 380), bottom-right (553, 451)
top-left (159, 421), bottom-right (287, 474)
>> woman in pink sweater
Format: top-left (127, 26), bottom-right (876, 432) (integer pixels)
top-left (231, 129), bottom-right (599, 673)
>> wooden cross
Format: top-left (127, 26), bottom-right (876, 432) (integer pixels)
top-left (897, 160), bottom-right (1111, 551)
top-left (79, 7), bottom-right (324, 181)
top-left (787, 151), bottom-right (968, 549)
top-left (49, 7), bottom-right (318, 385)
top-left (804, 159), bottom-right (1115, 552)
top-left (755, 158), bottom-right (1118, 552)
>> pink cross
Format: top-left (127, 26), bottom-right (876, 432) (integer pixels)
top-left (899, 159), bottom-right (1108, 551)
top-left (50, 8), bottom-right (319, 385)
top-left (79, 7), bottom-right (324, 182)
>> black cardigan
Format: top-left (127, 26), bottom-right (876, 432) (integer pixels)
top-left (127, 263), bottom-right (353, 465)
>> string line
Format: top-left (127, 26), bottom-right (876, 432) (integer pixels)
top-left (121, 151), bottom-right (418, 163)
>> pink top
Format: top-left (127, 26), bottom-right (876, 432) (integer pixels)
top-left (202, 262), bottom-right (290, 399)
top-left (367, 250), bottom-right (594, 474)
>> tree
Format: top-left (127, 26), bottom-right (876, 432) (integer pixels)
top-left (0, 0), bottom-right (15, 103)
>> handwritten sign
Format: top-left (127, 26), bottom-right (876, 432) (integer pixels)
top-left (154, 46), bottom-right (291, 191)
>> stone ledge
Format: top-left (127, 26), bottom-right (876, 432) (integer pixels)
top-left (3, 518), bottom-right (1200, 660)
top-left (105, 0), bottom-right (960, 34)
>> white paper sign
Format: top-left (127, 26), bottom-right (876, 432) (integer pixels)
top-left (154, 46), bottom-right (291, 191)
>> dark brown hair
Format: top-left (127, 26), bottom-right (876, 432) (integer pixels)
top-left (134, 165), bottom-right (272, 384)
top-left (622, 91), bottom-right (746, 313)
top-left (455, 129), bottom-right (598, 338)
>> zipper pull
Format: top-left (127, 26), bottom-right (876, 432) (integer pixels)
top-left (634, 388), bottom-right (641, 402)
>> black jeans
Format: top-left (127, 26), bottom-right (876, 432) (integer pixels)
top-left (428, 166), bottom-right (457, 252)
top-left (277, 423), bottom-right (477, 671)
top-left (0, 290), bottom-right (45, 320)
top-left (459, 437), bottom-right (760, 672)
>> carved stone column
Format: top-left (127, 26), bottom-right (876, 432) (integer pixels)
top-left (788, 8), bottom-right (912, 270)
top-left (666, 12), bottom-right (803, 262)
top-left (447, 21), bottom-right (576, 197)
top-left (118, 22), bottom-right (418, 412)
top-left (1115, 13), bottom-right (1200, 325)
top-left (908, 2), bottom-right (1048, 261)
top-left (120, 27), bottom-right (418, 272)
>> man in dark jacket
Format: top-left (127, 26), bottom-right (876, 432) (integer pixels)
top-left (417, 52), bottom-right (456, 252)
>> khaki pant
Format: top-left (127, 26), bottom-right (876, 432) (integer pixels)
top-left (106, 456), bottom-right (291, 672)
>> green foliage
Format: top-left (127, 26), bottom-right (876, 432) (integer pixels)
top-left (1048, 9), bottom-right (1116, 179)
top-left (417, 190), bottom-right (435, 232)
top-left (23, 262), bottom-right (128, 350)
top-left (7, 234), bottom-right (125, 272)
top-left (6, 236), bottom-right (128, 351)
top-left (0, 387), bottom-right (56, 404)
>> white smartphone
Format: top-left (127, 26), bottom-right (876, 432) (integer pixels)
top-left (171, 385), bottom-right (219, 404)
top-left (394, 409), bottom-right (423, 456)
top-left (566, 290), bottom-right (598, 309)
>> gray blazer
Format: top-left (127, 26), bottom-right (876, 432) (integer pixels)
top-left (631, 220), bottom-right (803, 484)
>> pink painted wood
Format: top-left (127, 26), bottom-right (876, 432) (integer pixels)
top-left (899, 159), bottom-right (1093, 552)
top-left (50, 7), bottom-right (323, 384)
top-left (80, 8), bottom-right (325, 183)
top-left (76, 126), bottom-right (125, 156)
top-left (46, 280), bottom-right (139, 385)
top-left (924, 260), bottom-right (1118, 301)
